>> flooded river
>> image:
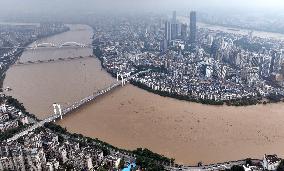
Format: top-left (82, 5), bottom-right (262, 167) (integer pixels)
top-left (3, 24), bottom-right (284, 164)
top-left (4, 24), bottom-right (116, 118)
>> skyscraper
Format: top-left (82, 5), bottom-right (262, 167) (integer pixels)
top-left (181, 23), bottom-right (187, 40)
top-left (160, 39), bottom-right (168, 52)
top-left (172, 11), bottom-right (177, 24)
top-left (190, 11), bottom-right (197, 43)
top-left (280, 62), bottom-right (284, 76)
top-left (171, 23), bottom-right (178, 40)
top-left (165, 21), bottom-right (171, 42)
top-left (270, 50), bottom-right (277, 74)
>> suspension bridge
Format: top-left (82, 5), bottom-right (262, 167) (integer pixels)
top-left (6, 69), bottom-right (150, 142)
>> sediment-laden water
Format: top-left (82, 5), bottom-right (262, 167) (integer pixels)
top-left (3, 24), bottom-right (284, 164)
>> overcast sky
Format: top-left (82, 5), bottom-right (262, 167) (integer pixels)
top-left (0, 0), bottom-right (284, 15)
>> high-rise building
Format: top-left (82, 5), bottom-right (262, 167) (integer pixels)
top-left (172, 11), bottom-right (177, 24)
top-left (280, 62), bottom-right (284, 76)
top-left (181, 23), bottom-right (187, 40)
top-left (171, 23), bottom-right (178, 40)
top-left (190, 11), bottom-right (197, 43)
top-left (270, 50), bottom-right (276, 74)
top-left (211, 39), bottom-right (219, 59)
top-left (251, 55), bottom-right (260, 67)
top-left (160, 39), bottom-right (168, 52)
top-left (165, 21), bottom-right (171, 42)
top-left (261, 55), bottom-right (272, 77)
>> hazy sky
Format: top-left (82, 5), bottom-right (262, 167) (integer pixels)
top-left (0, 0), bottom-right (284, 15)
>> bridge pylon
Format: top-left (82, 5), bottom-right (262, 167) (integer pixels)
top-left (116, 73), bottom-right (121, 81)
top-left (53, 103), bottom-right (63, 121)
top-left (117, 72), bottom-right (132, 87)
top-left (122, 77), bottom-right (125, 86)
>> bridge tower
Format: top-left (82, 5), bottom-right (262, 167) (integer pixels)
top-left (122, 77), bottom-right (125, 86)
top-left (123, 72), bottom-right (131, 86)
top-left (116, 73), bottom-right (121, 81)
top-left (117, 72), bottom-right (132, 86)
top-left (117, 73), bottom-right (125, 86)
top-left (53, 103), bottom-right (63, 121)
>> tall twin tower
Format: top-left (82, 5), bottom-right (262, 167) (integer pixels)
top-left (164, 11), bottom-right (197, 45)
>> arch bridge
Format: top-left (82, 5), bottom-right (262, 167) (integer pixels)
top-left (27, 41), bottom-right (90, 50)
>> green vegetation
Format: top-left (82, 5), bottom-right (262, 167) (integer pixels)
top-left (0, 95), bottom-right (36, 141)
top-left (0, 124), bottom-right (30, 141)
top-left (230, 165), bottom-right (245, 171)
top-left (44, 123), bottom-right (173, 171)
top-left (131, 80), bottom-right (224, 106)
top-left (118, 158), bottom-right (126, 169)
top-left (225, 97), bottom-right (259, 106)
top-left (92, 42), bottom-right (266, 107)
top-left (266, 93), bottom-right (283, 103)
top-left (93, 46), bottom-right (103, 58)
top-left (133, 148), bottom-right (174, 171)
top-left (130, 80), bottom-right (270, 106)
top-left (97, 165), bottom-right (110, 171)
top-left (277, 160), bottom-right (284, 171)
top-left (245, 158), bottom-right (252, 166)
top-left (5, 96), bottom-right (39, 121)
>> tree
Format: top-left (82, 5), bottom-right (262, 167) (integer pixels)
top-left (197, 161), bottom-right (203, 167)
top-left (231, 165), bottom-right (245, 171)
top-left (118, 158), bottom-right (126, 169)
top-left (97, 166), bottom-right (108, 171)
top-left (93, 47), bottom-right (103, 58)
top-left (277, 160), bottom-right (284, 171)
top-left (245, 158), bottom-right (252, 166)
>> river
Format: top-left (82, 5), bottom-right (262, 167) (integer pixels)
top-left (3, 24), bottom-right (284, 165)
top-left (179, 16), bottom-right (284, 40)
top-left (3, 24), bottom-right (116, 118)
top-left (198, 22), bottom-right (284, 40)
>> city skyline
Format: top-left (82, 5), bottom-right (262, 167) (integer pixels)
top-left (1, 0), bottom-right (284, 15)
top-left (1, 1), bottom-right (284, 170)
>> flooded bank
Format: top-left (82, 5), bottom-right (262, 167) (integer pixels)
top-left (3, 24), bottom-right (284, 164)
top-left (57, 84), bottom-right (284, 164)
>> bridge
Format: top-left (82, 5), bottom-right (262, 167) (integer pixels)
top-left (11, 55), bottom-right (94, 67)
top-left (0, 42), bottom-right (93, 50)
top-left (6, 69), bottom-right (150, 142)
top-left (28, 41), bottom-right (91, 50)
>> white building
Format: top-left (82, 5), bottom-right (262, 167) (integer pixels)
top-left (263, 154), bottom-right (281, 171)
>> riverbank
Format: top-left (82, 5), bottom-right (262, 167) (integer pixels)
top-left (4, 24), bottom-right (284, 165)
top-left (199, 20), bottom-right (284, 35)
top-left (94, 49), bottom-right (283, 107)
top-left (57, 84), bottom-right (284, 164)
top-left (0, 24), bottom-right (70, 89)
top-left (1, 94), bottom-right (173, 170)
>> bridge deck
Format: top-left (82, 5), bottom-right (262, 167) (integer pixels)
top-left (12, 56), bottom-right (94, 67)
top-left (6, 69), bottom-right (150, 142)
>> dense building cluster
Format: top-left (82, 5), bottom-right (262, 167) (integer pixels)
top-left (0, 23), bottom-right (69, 78)
top-left (0, 95), bottom-right (136, 171)
top-left (0, 125), bottom-right (136, 171)
top-left (0, 96), bottom-right (30, 133)
top-left (1, 13), bottom-right (284, 170)
top-left (92, 13), bottom-right (284, 105)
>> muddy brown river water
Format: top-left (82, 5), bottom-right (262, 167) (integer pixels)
top-left (3, 24), bottom-right (284, 164)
